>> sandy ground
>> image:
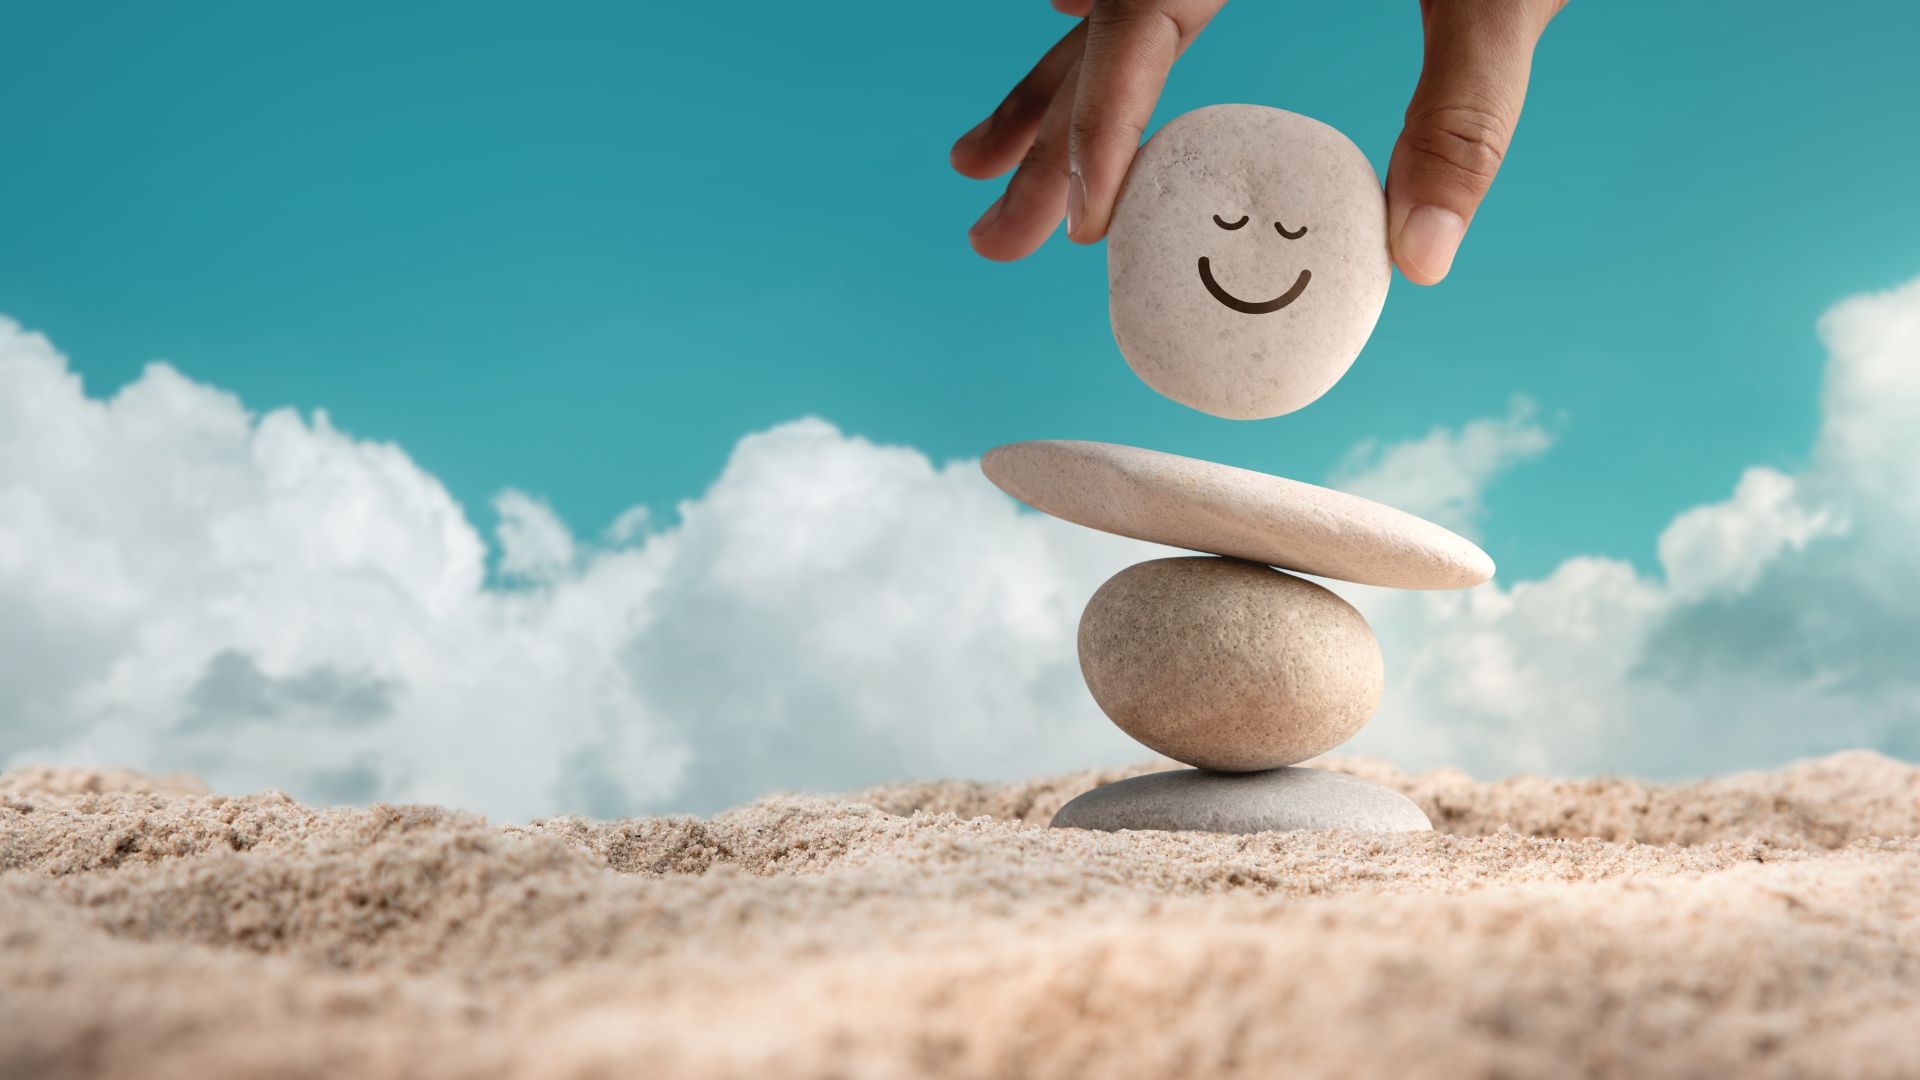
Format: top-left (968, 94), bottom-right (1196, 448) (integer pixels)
top-left (4, 753), bottom-right (1920, 1080)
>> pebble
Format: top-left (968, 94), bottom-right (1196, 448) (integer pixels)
top-left (982, 439), bottom-right (1494, 589)
top-left (1108, 105), bottom-right (1391, 419)
top-left (1079, 557), bottom-right (1381, 772)
top-left (1051, 766), bottom-right (1433, 834)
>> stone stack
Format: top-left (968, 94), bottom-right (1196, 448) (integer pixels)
top-left (982, 442), bottom-right (1490, 833)
top-left (982, 105), bottom-right (1493, 834)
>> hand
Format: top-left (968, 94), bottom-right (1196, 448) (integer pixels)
top-left (951, 0), bottom-right (1568, 285)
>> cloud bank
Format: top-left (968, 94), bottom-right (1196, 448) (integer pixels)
top-left (2, 274), bottom-right (1916, 818)
top-left (1341, 275), bottom-right (1920, 776)
top-left (0, 326), bottom-right (1156, 818)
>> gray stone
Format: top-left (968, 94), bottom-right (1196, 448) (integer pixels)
top-left (1051, 766), bottom-right (1432, 834)
top-left (1079, 558), bottom-right (1381, 771)
top-left (982, 439), bottom-right (1493, 590)
top-left (1108, 105), bottom-right (1390, 419)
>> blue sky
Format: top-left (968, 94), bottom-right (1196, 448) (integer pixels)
top-left (5, 2), bottom-right (1920, 816)
top-left (4, 0), bottom-right (1915, 581)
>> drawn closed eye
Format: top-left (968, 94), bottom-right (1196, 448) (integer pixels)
top-left (1213, 214), bottom-right (1249, 230)
top-left (1275, 221), bottom-right (1308, 239)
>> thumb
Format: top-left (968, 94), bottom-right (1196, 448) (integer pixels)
top-left (1386, 0), bottom-right (1563, 285)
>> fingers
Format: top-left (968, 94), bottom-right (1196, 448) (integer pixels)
top-left (1065, 0), bottom-right (1226, 243)
top-left (968, 55), bottom-right (1084, 261)
top-left (1385, 0), bottom-right (1566, 284)
top-left (952, 21), bottom-right (1088, 181)
top-left (1052, 0), bottom-right (1093, 14)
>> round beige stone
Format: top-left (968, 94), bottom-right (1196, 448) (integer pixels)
top-left (982, 439), bottom-right (1494, 590)
top-left (1078, 557), bottom-right (1382, 772)
top-left (1051, 766), bottom-right (1432, 834)
top-left (1108, 105), bottom-right (1390, 419)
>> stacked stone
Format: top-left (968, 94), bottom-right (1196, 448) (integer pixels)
top-left (982, 106), bottom-right (1493, 834)
top-left (983, 441), bottom-right (1490, 833)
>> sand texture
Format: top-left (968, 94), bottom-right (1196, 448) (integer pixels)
top-left (4, 752), bottom-right (1920, 1079)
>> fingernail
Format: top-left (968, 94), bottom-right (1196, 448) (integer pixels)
top-left (970, 194), bottom-right (1006, 236)
top-left (1066, 168), bottom-right (1086, 239)
top-left (1395, 205), bottom-right (1465, 283)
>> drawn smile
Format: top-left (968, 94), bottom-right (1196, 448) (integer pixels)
top-left (1197, 258), bottom-right (1311, 315)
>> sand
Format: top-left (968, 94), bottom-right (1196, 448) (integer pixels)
top-left (4, 753), bottom-right (1919, 1079)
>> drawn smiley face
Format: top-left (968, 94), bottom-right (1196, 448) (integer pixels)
top-left (1197, 213), bottom-right (1311, 315)
top-left (1106, 105), bottom-right (1391, 419)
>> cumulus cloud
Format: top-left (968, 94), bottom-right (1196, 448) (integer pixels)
top-left (1331, 396), bottom-right (1552, 536)
top-left (0, 322), bottom-right (1153, 818)
top-left (1656, 467), bottom-right (1841, 602)
top-left (493, 490), bottom-right (578, 583)
top-left (1342, 274), bottom-right (1920, 776)
top-left (0, 326), bottom-right (693, 819)
top-left (3, 273), bottom-right (1917, 816)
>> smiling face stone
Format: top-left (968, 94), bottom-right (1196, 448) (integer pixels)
top-left (1108, 105), bottom-right (1390, 419)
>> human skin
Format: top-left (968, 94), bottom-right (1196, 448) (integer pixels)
top-left (951, 0), bottom-right (1570, 285)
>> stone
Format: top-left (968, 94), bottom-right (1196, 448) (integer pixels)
top-left (982, 439), bottom-right (1494, 590)
top-left (1051, 766), bottom-right (1433, 834)
top-left (1079, 558), bottom-right (1381, 772)
top-left (1108, 105), bottom-right (1390, 419)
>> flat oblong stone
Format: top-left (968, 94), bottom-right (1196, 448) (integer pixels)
top-left (1051, 767), bottom-right (1432, 834)
top-left (1108, 105), bottom-right (1390, 419)
top-left (981, 439), bottom-right (1493, 590)
top-left (1080, 558), bottom-right (1380, 771)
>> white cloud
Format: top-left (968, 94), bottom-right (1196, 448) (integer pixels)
top-left (616, 420), bottom-right (1170, 813)
top-left (1342, 274), bottom-right (1920, 776)
top-left (1331, 395), bottom-right (1552, 536)
top-left (604, 505), bottom-right (651, 545)
top-left (3, 273), bottom-right (1917, 816)
top-left (1655, 467), bottom-right (1840, 602)
top-left (493, 490), bottom-right (577, 582)
top-left (0, 322), bottom-right (694, 820)
top-left (0, 322), bottom-right (1153, 818)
